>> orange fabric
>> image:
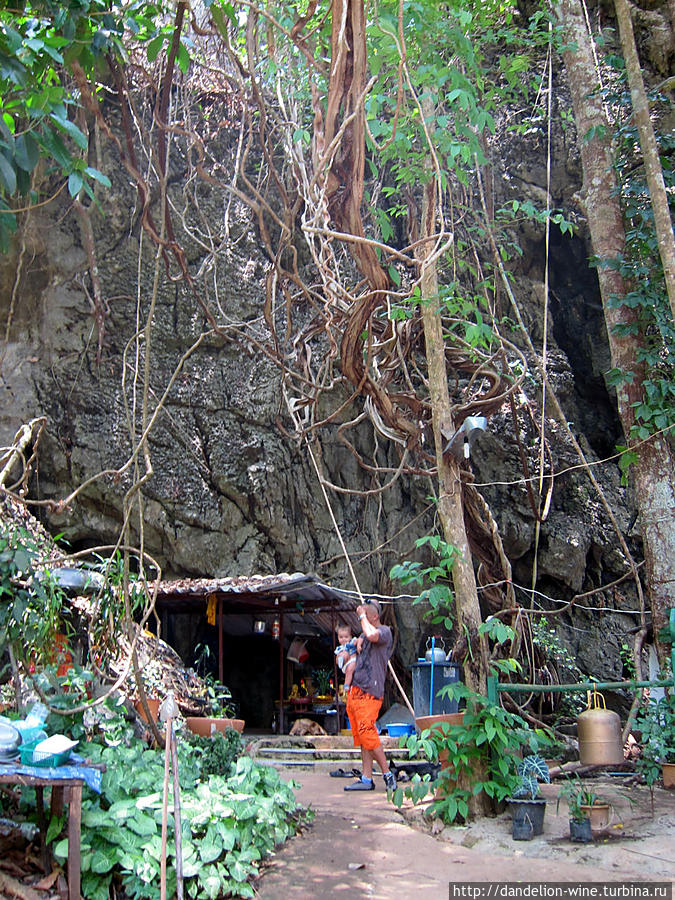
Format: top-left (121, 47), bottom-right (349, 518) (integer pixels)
top-left (346, 685), bottom-right (383, 751)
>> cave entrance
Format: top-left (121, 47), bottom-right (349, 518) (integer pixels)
top-left (155, 573), bottom-right (362, 733)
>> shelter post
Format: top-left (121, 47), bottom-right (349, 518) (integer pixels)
top-left (279, 612), bottom-right (285, 734)
top-left (218, 597), bottom-right (223, 685)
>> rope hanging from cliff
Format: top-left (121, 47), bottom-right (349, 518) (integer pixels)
top-left (530, 21), bottom-right (555, 617)
top-left (283, 385), bottom-right (415, 717)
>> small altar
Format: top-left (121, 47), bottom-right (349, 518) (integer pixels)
top-left (274, 698), bottom-right (346, 734)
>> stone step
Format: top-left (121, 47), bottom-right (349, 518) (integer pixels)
top-left (256, 746), bottom-right (408, 757)
top-left (246, 735), bottom-right (412, 763)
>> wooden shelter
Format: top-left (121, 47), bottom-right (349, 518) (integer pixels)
top-left (154, 573), bottom-right (368, 732)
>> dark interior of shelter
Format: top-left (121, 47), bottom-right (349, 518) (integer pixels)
top-left (164, 618), bottom-right (342, 732)
top-left (154, 574), bottom-right (363, 734)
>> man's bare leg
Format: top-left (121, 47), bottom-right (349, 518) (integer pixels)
top-left (361, 745), bottom-right (388, 779)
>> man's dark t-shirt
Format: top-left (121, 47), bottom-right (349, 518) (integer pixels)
top-left (352, 625), bottom-right (393, 699)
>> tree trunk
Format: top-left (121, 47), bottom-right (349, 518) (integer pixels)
top-left (318, 0), bottom-right (418, 443)
top-left (417, 168), bottom-right (491, 817)
top-left (614, 0), bottom-right (675, 318)
top-left (557, 0), bottom-right (675, 654)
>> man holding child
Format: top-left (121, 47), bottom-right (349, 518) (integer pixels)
top-left (343, 599), bottom-right (397, 793)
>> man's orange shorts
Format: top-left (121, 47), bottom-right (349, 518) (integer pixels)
top-left (346, 685), bottom-right (382, 751)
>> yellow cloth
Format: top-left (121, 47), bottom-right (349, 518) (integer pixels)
top-left (206, 593), bottom-right (217, 626)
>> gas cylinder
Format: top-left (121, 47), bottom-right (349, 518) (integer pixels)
top-left (576, 690), bottom-right (624, 766)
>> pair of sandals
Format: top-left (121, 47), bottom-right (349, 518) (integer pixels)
top-left (329, 767), bottom-right (380, 778)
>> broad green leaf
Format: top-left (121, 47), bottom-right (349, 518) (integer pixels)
top-left (49, 113), bottom-right (88, 150)
top-left (127, 811), bottom-right (158, 836)
top-left (0, 114), bottom-right (14, 138)
top-left (176, 41), bottom-right (190, 74)
top-left (0, 152), bottom-right (17, 194)
top-left (199, 826), bottom-right (224, 863)
top-left (39, 129), bottom-right (72, 170)
top-left (91, 850), bottom-right (116, 874)
top-left (146, 33), bottom-right (165, 61)
top-left (68, 171), bottom-right (83, 197)
top-left (46, 814), bottom-right (64, 844)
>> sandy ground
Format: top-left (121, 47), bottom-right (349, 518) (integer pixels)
top-left (401, 777), bottom-right (675, 880)
top-left (254, 768), bottom-right (675, 899)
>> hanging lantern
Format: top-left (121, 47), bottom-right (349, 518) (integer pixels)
top-left (272, 617), bottom-right (280, 640)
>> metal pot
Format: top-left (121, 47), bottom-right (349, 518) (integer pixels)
top-left (425, 637), bottom-right (447, 663)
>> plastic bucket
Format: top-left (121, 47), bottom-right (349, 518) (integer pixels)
top-left (386, 723), bottom-right (415, 737)
top-left (570, 818), bottom-right (593, 843)
top-left (510, 799), bottom-right (546, 839)
top-left (512, 817), bottom-right (535, 841)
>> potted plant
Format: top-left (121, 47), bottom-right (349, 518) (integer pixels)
top-left (557, 776), bottom-right (595, 842)
top-left (508, 754), bottom-right (550, 840)
top-left (558, 774), bottom-right (611, 834)
top-left (187, 645), bottom-right (244, 736)
top-left (313, 668), bottom-right (333, 699)
top-left (533, 727), bottom-right (567, 770)
top-left (186, 675), bottom-right (244, 736)
top-left (636, 694), bottom-right (675, 791)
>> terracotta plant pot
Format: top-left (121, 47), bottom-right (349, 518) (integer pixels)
top-left (135, 698), bottom-right (160, 724)
top-left (580, 803), bottom-right (610, 832)
top-left (414, 712), bottom-right (464, 734)
top-left (662, 762), bottom-right (675, 788)
top-left (414, 713), bottom-right (465, 799)
top-left (186, 717), bottom-right (245, 737)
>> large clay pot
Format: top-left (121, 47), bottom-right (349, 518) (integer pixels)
top-left (580, 802), bottom-right (610, 832)
top-left (414, 712), bottom-right (464, 733)
top-left (414, 713), bottom-right (465, 798)
top-left (662, 763), bottom-right (675, 789)
top-left (186, 717), bottom-right (245, 736)
top-left (135, 698), bottom-right (160, 724)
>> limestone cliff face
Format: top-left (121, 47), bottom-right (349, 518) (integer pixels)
top-left (0, 92), bottom-right (643, 682)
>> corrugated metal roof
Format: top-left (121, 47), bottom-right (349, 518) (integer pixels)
top-left (155, 572), bottom-right (358, 607)
top-left (154, 572), bottom-right (362, 636)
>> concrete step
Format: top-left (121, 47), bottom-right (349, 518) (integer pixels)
top-left (247, 735), bottom-right (412, 764)
top-left (255, 746), bottom-right (409, 760)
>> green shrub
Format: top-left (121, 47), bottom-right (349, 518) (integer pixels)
top-left (51, 740), bottom-right (307, 899)
top-left (183, 727), bottom-right (243, 780)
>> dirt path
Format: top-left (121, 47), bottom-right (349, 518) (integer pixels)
top-left (255, 770), bottom-right (674, 899)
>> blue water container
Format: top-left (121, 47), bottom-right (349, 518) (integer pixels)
top-left (410, 661), bottom-right (461, 718)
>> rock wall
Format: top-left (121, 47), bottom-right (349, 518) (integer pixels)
top-left (0, 42), bottom-right (653, 683)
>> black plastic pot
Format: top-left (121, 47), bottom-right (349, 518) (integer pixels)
top-left (569, 818), bottom-right (593, 843)
top-left (509, 798), bottom-right (546, 840)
